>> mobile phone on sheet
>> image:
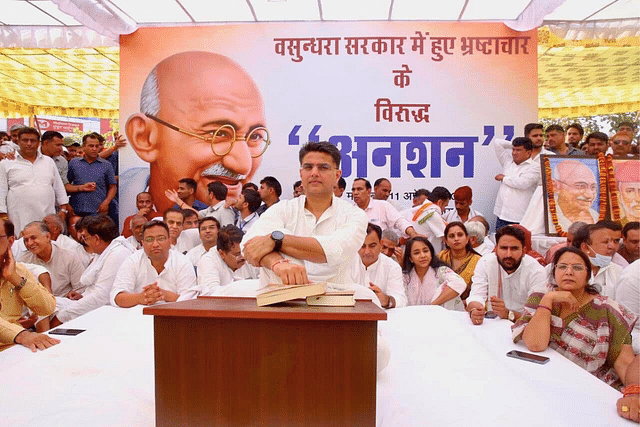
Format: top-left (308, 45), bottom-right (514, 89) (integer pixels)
top-left (506, 350), bottom-right (550, 365)
top-left (49, 328), bottom-right (86, 336)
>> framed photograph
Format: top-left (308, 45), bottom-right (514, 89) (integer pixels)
top-left (609, 158), bottom-right (640, 226)
top-left (541, 155), bottom-right (605, 236)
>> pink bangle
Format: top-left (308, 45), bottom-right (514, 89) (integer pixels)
top-left (270, 258), bottom-right (289, 270)
top-left (537, 304), bottom-right (552, 313)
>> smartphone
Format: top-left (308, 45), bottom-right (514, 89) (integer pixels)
top-left (484, 311), bottom-right (498, 319)
top-left (506, 350), bottom-right (550, 365)
top-left (49, 328), bottom-right (86, 336)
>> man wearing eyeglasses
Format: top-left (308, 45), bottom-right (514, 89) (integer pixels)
top-left (110, 220), bottom-right (196, 308)
top-left (552, 159), bottom-right (599, 230)
top-left (124, 51), bottom-right (269, 216)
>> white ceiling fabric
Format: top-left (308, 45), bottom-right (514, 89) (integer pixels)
top-left (0, 0), bottom-right (637, 47)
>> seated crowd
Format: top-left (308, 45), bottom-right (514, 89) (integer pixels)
top-left (1, 124), bottom-right (639, 422)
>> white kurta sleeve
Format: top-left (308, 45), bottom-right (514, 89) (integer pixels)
top-left (313, 208), bottom-right (368, 267)
top-left (466, 255), bottom-right (490, 306)
top-left (197, 251), bottom-right (224, 289)
top-left (384, 259), bottom-right (407, 308)
top-left (57, 247), bottom-right (132, 323)
top-left (174, 254), bottom-right (197, 297)
top-left (110, 254), bottom-right (139, 306)
top-left (494, 138), bottom-right (513, 166)
top-left (51, 161), bottom-right (69, 205)
top-left (502, 162), bottom-right (541, 190)
top-left (0, 161), bottom-right (8, 213)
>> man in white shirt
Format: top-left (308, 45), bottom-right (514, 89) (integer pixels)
top-left (49, 215), bottom-right (135, 327)
top-left (180, 225), bottom-right (259, 300)
top-left (18, 221), bottom-right (85, 299)
top-left (243, 142), bottom-right (368, 287)
top-left (352, 178), bottom-right (417, 239)
top-left (40, 130), bottom-right (69, 189)
top-left (256, 176), bottom-right (281, 214)
top-left (111, 220), bottom-right (196, 307)
top-left (163, 208), bottom-right (200, 254)
top-left (186, 217), bottom-right (220, 267)
top-left (519, 123), bottom-right (556, 235)
top-left (465, 220), bottom-right (493, 256)
top-left (493, 137), bottom-right (539, 230)
top-left (196, 181), bottom-right (235, 226)
top-left (352, 223), bottom-right (407, 309)
top-left (42, 214), bottom-right (91, 267)
top-left (615, 259), bottom-right (640, 353)
top-left (373, 178), bottom-right (401, 210)
top-left (467, 226), bottom-right (546, 325)
top-left (408, 187), bottom-right (451, 253)
top-left (125, 214), bottom-right (146, 250)
top-left (0, 127), bottom-right (71, 234)
top-left (570, 221), bottom-right (623, 298)
top-left (443, 186), bottom-right (482, 224)
top-left (234, 189), bottom-right (261, 232)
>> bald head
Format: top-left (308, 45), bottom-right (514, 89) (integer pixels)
top-left (128, 50), bottom-right (267, 214)
top-left (554, 160), bottom-right (595, 184)
top-left (553, 160), bottom-right (597, 219)
top-left (145, 51), bottom-right (263, 118)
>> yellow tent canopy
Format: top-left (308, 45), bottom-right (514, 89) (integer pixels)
top-left (0, 26), bottom-right (637, 120)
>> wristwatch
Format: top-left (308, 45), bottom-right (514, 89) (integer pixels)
top-left (271, 231), bottom-right (284, 252)
top-left (13, 276), bottom-right (27, 291)
top-left (508, 310), bottom-right (515, 322)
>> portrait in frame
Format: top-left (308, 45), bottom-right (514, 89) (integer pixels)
top-left (542, 155), bottom-right (604, 236)
top-left (609, 158), bottom-right (640, 227)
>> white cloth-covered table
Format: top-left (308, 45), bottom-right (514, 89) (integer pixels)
top-left (376, 306), bottom-right (625, 427)
top-left (0, 304), bottom-right (627, 427)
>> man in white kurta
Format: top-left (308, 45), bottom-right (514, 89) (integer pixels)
top-left (467, 226), bottom-right (546, 325)
top-left (179, 227), bottom-right (260, 301)
top-left (493, 138), bottom-right (540, 228)
top-left (51, 217), bottom-right (135, 324)
top-left (352, 178), bottom-right (417, 239)
top-left (18, 223), bottom-right (85, 298)
top-left (615, 259), bottom-right (640, 353)
top-left (351, 224), bottom-right (407, 309)
top-left (242, 142), bottom-right (368, 288)
top-left (0, 128), bottom-right (70, 234)
top-left (110, 221), bottom-right (196, 307)
top-left (409, 197), bottom-right (449, 253)
top-left (185, 217), bottom-right (220, 268)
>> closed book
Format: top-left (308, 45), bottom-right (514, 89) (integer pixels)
top-left (256, 282), bottom-right (326, 307)
top-left (306, 291), bottom-right (356, 307)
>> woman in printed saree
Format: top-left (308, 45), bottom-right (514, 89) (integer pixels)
top-left (512, 246), bottom-right (638, 393)
top-left (438, 221), bottom-right (481, 302)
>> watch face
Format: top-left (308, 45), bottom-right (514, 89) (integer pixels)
top-left (272, 231), bottom-right (284, 241)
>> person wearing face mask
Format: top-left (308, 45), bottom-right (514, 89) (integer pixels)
top-left (567, 222), bottom-right (623, 299)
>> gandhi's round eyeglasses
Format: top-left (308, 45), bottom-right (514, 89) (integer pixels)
top-left (145, 114), bottom-right (270, 158)
top-left (555, 180), bottom-right (597, 192)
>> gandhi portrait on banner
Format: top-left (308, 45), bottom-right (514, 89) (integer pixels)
top-left (122, 51), bottom-right (270, 215)
top-left (551, 159), bottom-right (599, 230)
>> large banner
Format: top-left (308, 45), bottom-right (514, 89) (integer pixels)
top-left (119, 22), bottom-right (537, 227)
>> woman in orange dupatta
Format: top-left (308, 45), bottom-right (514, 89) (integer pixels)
top-left (438, 221), bottom-right (481, 301)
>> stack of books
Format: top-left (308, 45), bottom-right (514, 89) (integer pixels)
top-left (256, 282), bottom-right (356, 307)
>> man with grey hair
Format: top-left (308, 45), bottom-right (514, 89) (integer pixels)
top-left (18, 221), bottom-right (85, 299)
top-left (122, 51), bottom-right (269, 218)
top-left (42, 214), bottom-right (91, 267)
top-left (466, 221), bottom-right (493, 256)
top-left (380, 228), bottom-right (402, 263)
